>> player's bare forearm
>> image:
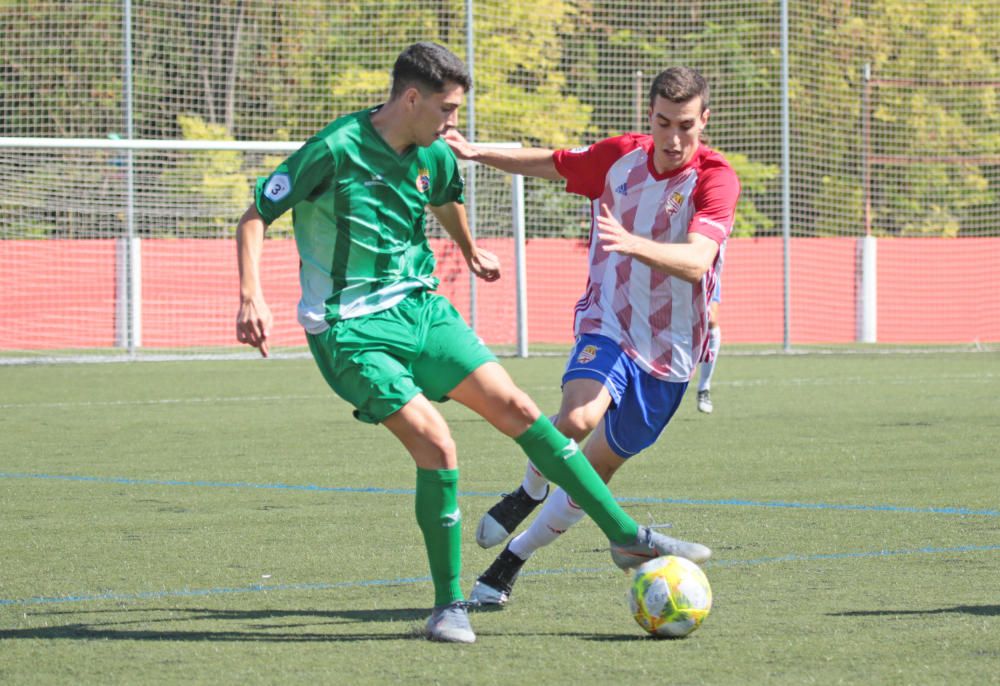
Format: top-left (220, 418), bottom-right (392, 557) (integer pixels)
top-left (444, 129), bottom-right (562, 181)
top-left (237, 204), bottom-right (267, 299)
top-left (429, 202), bottom-right (500, 282)
top-left (235, 204), bottom-right (273, 356)
top-left (429, 201), bottom-right (474, 260)
top-left (596, 204), bottom-right (718, 283)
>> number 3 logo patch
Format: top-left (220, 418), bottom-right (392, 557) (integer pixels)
top-left (264, 173), bottom-right (292, 202)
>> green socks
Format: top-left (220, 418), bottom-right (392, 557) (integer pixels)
top-left (514, 415), bottom-right (638, 545)
top-left (414, 417), bottom-right (638, 607)
top-left (415, 467), bottom-right (463, 607)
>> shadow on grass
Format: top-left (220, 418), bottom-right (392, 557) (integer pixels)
top-left (5, 605), bottom-right (636, 642)
top-left (1, 606), bottom-right (433, 642)
top-left (830, 604), bottom-right (1000, 618)
top-left (30, 606), bottom-right (428, 622)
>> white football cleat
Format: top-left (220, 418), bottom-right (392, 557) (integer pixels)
top-left (697, 389), bottom-right (713, 414)
top-left (610, 526), bottom-right (712, 570)
top-left (475, 486), bottom-right (547, 548)
top-left (468, 580), bottom-right (509, 606)
top-left (425, 601), bottom-right (476, 643)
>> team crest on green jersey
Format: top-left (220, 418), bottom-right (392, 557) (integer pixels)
top-left (416, 168), bottom-right (431, 193)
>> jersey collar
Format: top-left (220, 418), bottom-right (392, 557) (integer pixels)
top-left (644, 139), bottom-right (703, 181)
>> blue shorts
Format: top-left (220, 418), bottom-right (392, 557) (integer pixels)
top-left (562, 334), bottom-right (687, 458)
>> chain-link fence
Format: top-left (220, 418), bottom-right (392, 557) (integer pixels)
top-left (2, 0), bottom-right (997, 353)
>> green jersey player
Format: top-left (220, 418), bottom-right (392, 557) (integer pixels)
top-left (235, 42), bottom-right (709, 644)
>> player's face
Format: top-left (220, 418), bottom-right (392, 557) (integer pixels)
top-left (411, 82), bottom-right (465, 148)
top-left (648, 95), bottom-right (709, 173)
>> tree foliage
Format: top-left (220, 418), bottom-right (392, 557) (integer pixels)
top-left (1, 0), bottom-right (997, 238)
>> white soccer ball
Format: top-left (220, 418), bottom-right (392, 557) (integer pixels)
top-left (628, 555), bottom-right (712, 638)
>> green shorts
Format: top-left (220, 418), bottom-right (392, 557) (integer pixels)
top-left (306, 290), bottom-right (497, 424)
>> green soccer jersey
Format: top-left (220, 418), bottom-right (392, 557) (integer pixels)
top-left (254, 107), bottom-right (465, 332)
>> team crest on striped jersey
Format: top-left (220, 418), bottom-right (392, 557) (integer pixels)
top-left (577, 344), bottom-right (598, 364)
top-left (416, 168), bottom-right (431, 193)
top-left (665, 191), bottom-right (684, 216)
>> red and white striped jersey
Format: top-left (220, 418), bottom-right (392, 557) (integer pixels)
top-left (553, 134), bottom-right (740, 382)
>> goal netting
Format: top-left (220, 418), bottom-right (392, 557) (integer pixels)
top-left (2, 0), bottom-right (998, 359)
top-left (0, 139), bottom-right (524, 356)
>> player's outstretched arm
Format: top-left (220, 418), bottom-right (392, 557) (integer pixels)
top-left (596, 203), bottom-right (719, 283)
top-left (236, 203), bottom-right (274, 357)
top-left (444, 129), bottom-right (563, 181)
top-left (429, 201), bottom-right (500, 283)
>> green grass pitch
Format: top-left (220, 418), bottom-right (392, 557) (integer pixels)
top-left (1, 351), bottom-right (998, 684)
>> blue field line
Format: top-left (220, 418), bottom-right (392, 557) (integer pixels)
top-left (2, 471), bottom-right (998, 517)
top-left (613, 495), bottom-right (1000, 517)
top-left (0, 472), bottom-right (415, 496)
top-left (0, 577), bottom-right (433, 607)
top-left (3, 543), bottom-right (998, 608)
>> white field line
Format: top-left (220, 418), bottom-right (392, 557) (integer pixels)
top-left (2, 371), bottom-right (995, 410)
top-left (0, 394), bottom-right (327, 410)
top-left (720, 372), bottom-right (997, 388)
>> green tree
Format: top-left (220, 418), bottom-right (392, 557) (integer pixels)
top-left (793, 0), bottom-right (998, 237)
top-left (0, 0), bottom-right (122, 137)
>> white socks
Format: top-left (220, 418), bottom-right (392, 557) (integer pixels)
top-left (698, 325), bottom-right (721, 392)
top-left (520, 460), bottom-right (550, 501)
top-left (508, 487), bottom-right (586, 560)
top-left (513, 415), bottom-right (588, 560)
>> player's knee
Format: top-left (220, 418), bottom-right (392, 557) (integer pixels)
top-left (555, 409), bottom-right (598, 442)
top-left (507, 390), bottom-right (541, 425)
top-left (434, 435), bottom-right (458, 463)
top-left (487, 389), bottom-right (541, 437)
top-left (419, 432), bottom-right (457, 468)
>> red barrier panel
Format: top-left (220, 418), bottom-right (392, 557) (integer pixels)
top-left (2, 237), bottom-right (997, 350)
top-left (878, 237), bottom-right (1000, 343)
top-left (0, 239), bottom-right (117, 349)
top-left (141, 238), bottom-right (303, 348)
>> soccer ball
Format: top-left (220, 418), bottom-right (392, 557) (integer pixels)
top-left (628, 555), bottom-right (712, 638)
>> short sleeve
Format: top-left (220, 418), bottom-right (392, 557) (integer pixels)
top-left (427, 141), bottom-right (465, 207)
top-left (254, 137), bottom-right (336, 225)
top-left (553, 135), bottom-right (640, 199)
top-left (689, 162), bottom-right (741, 244)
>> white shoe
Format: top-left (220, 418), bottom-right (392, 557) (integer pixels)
top-left (468, 580), bottom-right (509, 606)
top-left (425, 601), bottom-right (476, 643)
top-left (467, 545), bottom-right (525, 606)
top-left (475, 486), bottom-right (548, 548)
top-left (697, 389), bottom-right (713, 414)
top-left (610, 526), bottom-right (712, 570)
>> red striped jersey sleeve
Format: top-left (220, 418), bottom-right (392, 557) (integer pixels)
top-left (689, 152), bottom-right (741, 243)
top-left (553, 134), bottom-right (643, 200)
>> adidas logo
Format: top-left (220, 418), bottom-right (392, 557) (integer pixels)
top-left (615, 182), bottom-right (628, 194)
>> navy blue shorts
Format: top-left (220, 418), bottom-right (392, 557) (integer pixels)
top-left (562, 334), bottom-right (687, 458)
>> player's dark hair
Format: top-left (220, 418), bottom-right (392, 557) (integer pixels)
top-left (648, 66), bottom-right (710, 111)
top-left (390, 42), bottom-right (472, 99)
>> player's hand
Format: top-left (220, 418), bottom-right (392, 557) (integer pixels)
top-left (467, 247), bottom-right (501, 282)
top-left (596, 203), bottom-right (641, 256)
top-left (443, 128), bottom-right (477, 161)
top-left (236, 295), bottom-right (273, 358)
